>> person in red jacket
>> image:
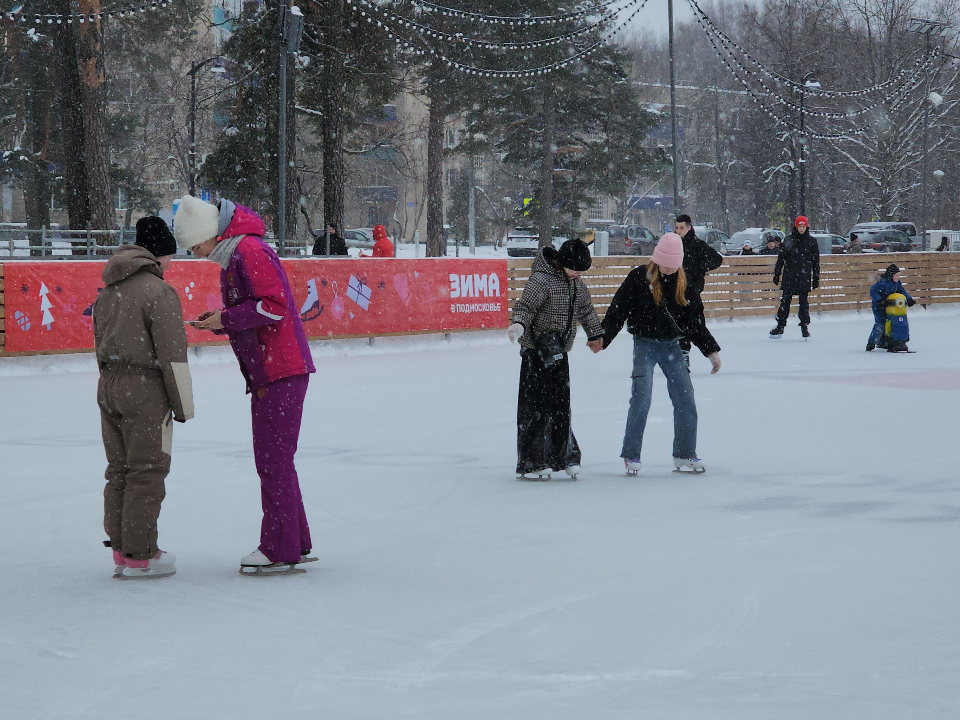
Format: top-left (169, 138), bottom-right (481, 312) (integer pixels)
top-left (362, 225), bottom-right (394, 257)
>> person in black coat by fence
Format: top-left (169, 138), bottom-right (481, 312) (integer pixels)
top-left (674, 214), bottom-right (724, 364)
top-left (311, 224), bottom-right (348, 256)
top-left (771, 216), bottom-right (820, 339)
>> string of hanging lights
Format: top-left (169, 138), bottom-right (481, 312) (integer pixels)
top-left (686, 0), bottom-right (940, 99)
top-left (407, 0), bottom-right (625, 27)
top-left (351, 0), bottom-right (650, 77)
top-left (351, 0), bottom-right (642, 51)
top-left (688, 0), bottom-right (936, 119)
top-left (5, 1), bottom-right (173, 25)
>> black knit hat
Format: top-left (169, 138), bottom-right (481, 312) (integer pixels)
top-left (882, 263), bottom-right (900, 279)
top-left (136, 216), bottom-right (177, 258)
top-left (557, 238), bottom-right (592, 272)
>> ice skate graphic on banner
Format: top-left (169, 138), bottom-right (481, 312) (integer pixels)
top-left (39, 283), bottom-right (54, 330)
top-left (347, 275), bottom-right (372, 311)
top-left (300, 278), bottom-right (324, 321)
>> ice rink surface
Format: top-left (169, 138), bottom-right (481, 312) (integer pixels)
top-left (2, 310), bottom-right (959, 719)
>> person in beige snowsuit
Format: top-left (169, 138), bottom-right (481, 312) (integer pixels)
top-left (93, 217), bottom-right (194, 579)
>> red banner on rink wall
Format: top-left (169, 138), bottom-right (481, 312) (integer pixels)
top-left (1, 258), bottom-right (509, 354)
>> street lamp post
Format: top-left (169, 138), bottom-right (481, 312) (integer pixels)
top-left (187, 57), bottom-right (225, 197)
top-left (908, 17), bottom-right (949, 250)
top-left (277, 4), bottom-right (304, 257)
top-left (798, 72), bottom-right (820, 217)
top-left (668, 0), bottom-right (680, 213)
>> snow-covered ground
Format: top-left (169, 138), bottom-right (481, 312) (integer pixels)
top-left (3, 309), bottom-right (960, 719)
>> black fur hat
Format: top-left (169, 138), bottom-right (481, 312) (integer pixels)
top-left (135, 216), bottom-right (177, 258)
top-left (557, 238), bottom-right (592, 272)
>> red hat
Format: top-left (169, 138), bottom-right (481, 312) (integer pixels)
top-left (795, 216), bottom-right (809, 228)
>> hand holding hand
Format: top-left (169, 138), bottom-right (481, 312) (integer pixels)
top-left (587, 338), bottom-right (604, 354)
top-left (708, 352), bottom-right (722, 374)
top-left (194, 309), bottom-right (223, 331)
top-left (507, 322), bottom-right (525, 343)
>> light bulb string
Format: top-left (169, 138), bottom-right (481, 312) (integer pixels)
top-left (408, 0), bottom-right (625, 27)
top-left (352, 0), bottom-right (638, 51)
top-left (355, 0), bottom-right (650, 78)
top-left (6, 1), bottom-right (173, 24)
top-left (687, 0), bottom-right (939, 99)
top-left (689, 0), bottom-right (935, 119)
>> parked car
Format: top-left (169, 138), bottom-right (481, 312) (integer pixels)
top-left (811, 232), bottom-right (847, 254)
top-left (868, 229), bottom-right (913, 253)
top-left (693, 225), bottom-right (731, 254)
top-left (343, 228), bottom-right (375, 249)
top-left (603, 224), bottom-right (658, 255)
top-left (847, 221), bottom-right (919, 249)
top-left (505, 229), bottom-right (564, 257)
top-left (728, 228), bottom-right (785, 254)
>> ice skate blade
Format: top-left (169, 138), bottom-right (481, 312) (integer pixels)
top-left (673, 467), bottom-right (706, 474)
top-left (239, 563), bottom-right (307, 577)
top-left (625, 470), bottom-right (639, 477)
top-left (116, 568), bottom-right (176, 581)
top-left (299, 555), bottom-right (319, 564)
top-left (517, 473), bottom-right (552, 481)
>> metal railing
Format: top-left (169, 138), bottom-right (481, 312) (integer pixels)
top-left (0, 228), bottom-right (137, 259)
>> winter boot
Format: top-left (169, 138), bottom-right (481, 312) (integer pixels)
top-left (564, 464), bottom-right (581, 480)
top-left (239, 549), bottom-right (307, 576)
top-left (673, 457), bottom-right (706, 474)
top-left (800, 324), bottom-right (810, 339)
top-left (866, 342), bottom-right (876, 352)
top-left (624, 458), bottom-right (641, 477)
top-left (769, 324), bottom-right (785, 339)
top-left (118, 550), bottom-right (176, 581)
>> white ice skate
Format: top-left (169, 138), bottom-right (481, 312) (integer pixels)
top-left (517, 469), bottom-right (553, 481)
top-left (624, 458), bottom-right (641, 477)
top-left (299, 279), bottom-right (323, 321)
top-left (673, 457), bottom-right (706, 474)
top-left (117, 550), bottom-right (176, 581)
top-left (564, 464), bottom-right (581, 480)
top-left (239, 549), bottom-right (308, 577)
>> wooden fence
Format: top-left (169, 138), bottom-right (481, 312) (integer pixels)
top-left (508, 253), bottom-right (960, 320)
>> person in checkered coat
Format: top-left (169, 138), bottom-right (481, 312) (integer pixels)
top-left (508, 239), bottom-right (604, 479)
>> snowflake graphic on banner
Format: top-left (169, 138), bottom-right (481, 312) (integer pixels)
top-left (39, 282), bottom-right (54, 330)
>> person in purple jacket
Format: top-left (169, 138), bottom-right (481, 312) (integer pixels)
top-left (174, 195), bottom-right (318, 575)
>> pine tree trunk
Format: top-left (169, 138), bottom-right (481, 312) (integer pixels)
top-left (426, 86), bottom-right (446, 257)
top-left (77, 0), bottom-right (114, 230)
top-left (538, 83), bottom-right (556, 249)
top-left (320, 0), bottom-right (345, 236)
top-left (52, 1), bottom-right (90, 229)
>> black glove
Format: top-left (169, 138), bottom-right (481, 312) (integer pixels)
top-left (812, 279), bottom-right (819, 290)
top-left (907, 297), bottom-right (916, 307)
top-left (174, 416), bottom-right (187, 424)
top-left (772, 275), bottom-right (780, 286)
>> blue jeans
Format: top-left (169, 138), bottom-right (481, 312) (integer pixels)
top-left (621, 337), bottom-right (698, 461)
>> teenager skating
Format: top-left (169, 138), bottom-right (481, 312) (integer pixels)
top-left (509, 239), bottom-right (603, 480)
top-left (175, 195), bottom-right (318, 576)
top-left (599, 233), bottom-right (720, 476)
top-left (771, 216), bottom-right (820, 339)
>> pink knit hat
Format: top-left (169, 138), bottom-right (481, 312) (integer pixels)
top-left (652, 232), bottom-right (684, 267)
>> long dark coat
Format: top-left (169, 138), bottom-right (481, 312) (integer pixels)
top-left (774, 230), bottom-right (820, 294)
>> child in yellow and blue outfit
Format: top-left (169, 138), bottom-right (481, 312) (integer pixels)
top-left (867, 263), bottom-right (915, 352)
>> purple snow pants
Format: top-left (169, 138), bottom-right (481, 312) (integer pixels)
top-left (251, 374), bottom-right (312, 564)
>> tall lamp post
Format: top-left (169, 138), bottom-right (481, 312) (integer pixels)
top-left (908, 17), bottom-right (949, 250)
top-left (668, 0), bottom-right (680, 213)
top-left (277, 4), bottom-right (304, 256)
top-left (187, 57), bottom-right (226, 197)
top-left (798, 72), bottom-right (820, 217)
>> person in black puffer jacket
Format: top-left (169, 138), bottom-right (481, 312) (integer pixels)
top-left (509, 239), bottom-right (603, 480)
top-left (771, 216), bottom-right (820, 338)
top-left (599, 233), bottom-right (721, 476)
top-left (674, 214), bottom-right (724, 364)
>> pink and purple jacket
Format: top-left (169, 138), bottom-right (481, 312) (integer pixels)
top-left (218, 205), bottom-right (315, 392)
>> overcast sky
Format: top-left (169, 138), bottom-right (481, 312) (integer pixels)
top-left (624, 0), bottom-right (695, 37)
